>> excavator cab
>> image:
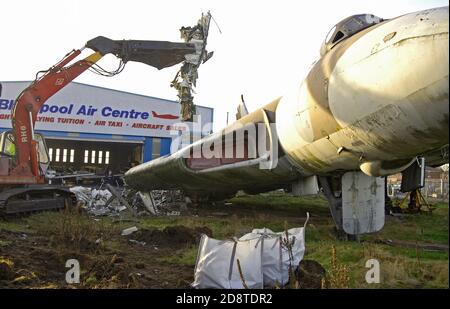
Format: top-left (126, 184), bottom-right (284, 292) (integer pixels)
top-left (0, 131), bottom-right (50, 177)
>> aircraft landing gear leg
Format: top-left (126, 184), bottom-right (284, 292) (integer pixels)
top-left (319, 176), bottom-right (358, 241)
top-left (385, 177), bottom-right (393, 215)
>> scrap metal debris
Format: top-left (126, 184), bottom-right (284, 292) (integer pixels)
top-left (69, 185), bottom-right (188, 217)
top-left (121, 226), bottom-right (139, 236)
top-left (128, 239), bottom-right (146, 246)
top-left (136, 189), bottom-right (187, 215)
top-left (70, 186), bottom-right (128, 216)
top-left (171, 11), bottom-right (214, 121)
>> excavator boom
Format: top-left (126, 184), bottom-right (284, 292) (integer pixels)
top-left (11, 50), bottom-right (102, 181)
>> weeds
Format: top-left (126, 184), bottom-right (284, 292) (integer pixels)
top-left (327, 245), bottom-right (350, 288)
top-left (0, 256), bottom-right (14, 267)
top-left (281, 221), bottom-right (300, 289)
top-left (26, 208), bottom-right (117, 252)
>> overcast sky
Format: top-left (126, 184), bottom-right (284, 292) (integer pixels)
top-left (0, 0), bottom-right (447, 131)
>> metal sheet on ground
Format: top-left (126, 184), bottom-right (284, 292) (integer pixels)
top-left (342, 171), bottom-right (385, 234)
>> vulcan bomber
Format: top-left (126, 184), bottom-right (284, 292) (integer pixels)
top-left (125, 7), bottom-right (449, 236)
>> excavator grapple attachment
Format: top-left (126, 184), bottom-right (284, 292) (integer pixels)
top-left (86, 36), bottom-right (196, 70)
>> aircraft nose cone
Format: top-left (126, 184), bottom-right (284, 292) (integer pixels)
top-left (329, 6), bottom-right (449, 125)
top-left (326, 7), bottom-right (448, 157)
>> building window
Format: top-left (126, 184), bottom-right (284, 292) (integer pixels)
top-left (48, 148), bottom-right (53, 162)
top-left (84, 150), bottom-right (89, 163)
top-left (91, 150), bottom-right (96, 164)
top-left (105, 151), bottom-right (110, 164)
top-left (62, 149), bottom-right (68, 162)
top-left (152, 138), bottom-right (161, 159)
top-left (55, 148), bottom-right (60, 162)
top-left (70, 149), bottom-right (75, 163)
top-left (98, 151), bottom-right (103, 164)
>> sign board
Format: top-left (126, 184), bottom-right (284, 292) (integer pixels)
top-left (0, 81), bottom-right (213, 138)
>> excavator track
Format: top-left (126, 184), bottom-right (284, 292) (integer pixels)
top-left (0, 185), bottom-right (76, 215)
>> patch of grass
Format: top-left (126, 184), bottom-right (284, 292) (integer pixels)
top-left (139, 216), bottom-right (236, 239)
top-left (138, 212), bottom-right (309, 240)
top-left (363, 203), bottom-right (449, 245)
top-left (383, 246), bottom-right (448, 261)
top-left (432, 202), bottom-right (449, 209)
top-left (101, 239), bottom-right (125, 251)
top-left (305, 240), bottom-right (449, 288)
top-left (0, 218), bottom-right (33, 234)
top-left (110, 193), bottom-right (329, 241)
top-left (0, 240), bottom-right (12, 247)
top-left (229, 192), bottom-right (330, 215)
top-left (157, 246), bottom-right (198, 266)
top-left (26, 209), bottom-right (120, 252)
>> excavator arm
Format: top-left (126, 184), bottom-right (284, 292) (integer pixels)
top-left (10, 36), bottom-right (196, 183)
top-left (86, 36), bottom-right (196, 70)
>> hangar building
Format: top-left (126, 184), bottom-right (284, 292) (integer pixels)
top-left (0, 81), bottom-right (213, 174)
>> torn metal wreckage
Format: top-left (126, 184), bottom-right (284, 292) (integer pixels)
top-left (171, 11), bottom-right (215, 121)
top-left (69, 180), bottom-right (188, 217)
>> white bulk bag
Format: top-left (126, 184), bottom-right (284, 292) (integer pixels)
top-left (239, 233), bottom-right (287, 286)
top-left (192, 235), bottom-right (264, 289)
top-left (192, 213), bottom-right (309, 289)
top-left (239, 212), bottom-right (309, 287)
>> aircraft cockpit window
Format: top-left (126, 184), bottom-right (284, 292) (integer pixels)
top-left (331, 31), bottom-right (345, 43)
top-left (320, 14), bottom-right (383, 56)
